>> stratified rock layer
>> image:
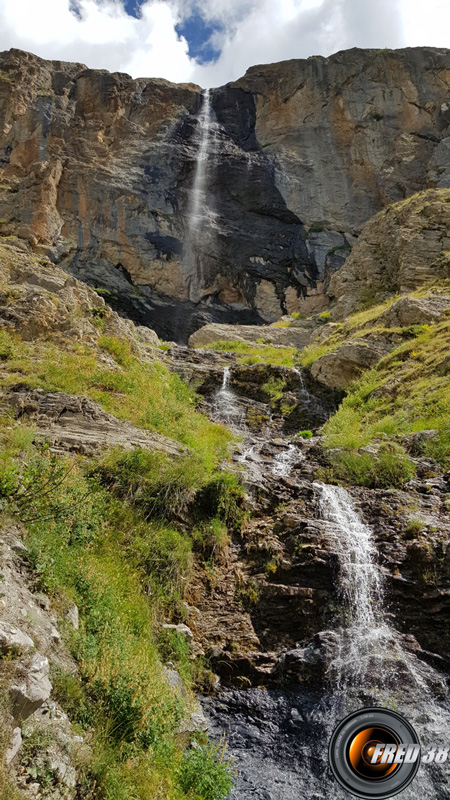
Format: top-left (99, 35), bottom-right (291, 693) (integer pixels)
top-left (0, 47), bottom-right (449, 340)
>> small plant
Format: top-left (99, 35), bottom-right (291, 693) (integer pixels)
top-left (296, 430), bottom-right (313, 439)
top-left (327, 244), bottom-right (352, 256)
top-left (308, 224), bottom-right (325, 234)
top-left (178, 741), bottom-right (234, 800)
top-left (404, 518), bottom-right (425, 539)
top-left (319, 311), bottom-right (331, 320)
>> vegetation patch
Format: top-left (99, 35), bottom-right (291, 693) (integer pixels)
top-left (201, 339), bottom-right (300, 367)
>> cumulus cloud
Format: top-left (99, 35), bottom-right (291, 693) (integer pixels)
top-left (0, 0), bottom-right (195, 82)
top-left (0, 0), bottom-right (445, 88)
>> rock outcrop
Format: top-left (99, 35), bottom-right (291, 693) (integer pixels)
top-left (329, 188), bottom-right (450, 318)
top-left (0, 47), bottom-right (449, 340)
top-left (2, 388), bottom-right (184, 456)
top-left (188, 320), bottom-right (316, 350)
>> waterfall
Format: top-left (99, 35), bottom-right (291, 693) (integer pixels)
top-left (185, 88), bottom-right (218, 302)
top-left (316, 483), bottom-right (449, 694)
top-left (272, 444), bottom-right (298, 478)
top-left (212, 367), bottom-right (245, 431)
top-left (188, 89), bottom-right (213, 232)
top-left (316, 483), bottom-right (387, 689)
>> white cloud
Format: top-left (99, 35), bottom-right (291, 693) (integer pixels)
top-left (0, 0), bottom-right (446, 89)
top-left (0, 0), bottom-right (195, 83)
top-left (399, 0), bottom-right (450, 48)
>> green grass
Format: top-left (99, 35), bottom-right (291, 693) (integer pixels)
top-left (198, 339), bottom-right (300, 367)
top-left (318, 311), bottom-right (450, 483)
top-left (0, 331), bottom-right (232, 476)
top-left (0, 434), bottom-right (235, 800)
top-left (0, 316), bottom-right (238, 800)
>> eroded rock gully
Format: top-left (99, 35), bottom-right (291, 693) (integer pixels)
top-left (173, 347), bottom-right (450, 800)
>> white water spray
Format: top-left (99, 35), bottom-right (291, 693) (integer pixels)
top-left (212, 367), bottom-right (246, 431)
top-left (188, 89), bottom-right (213, 232)
top-left (272, 445), bottom-right (299, 478)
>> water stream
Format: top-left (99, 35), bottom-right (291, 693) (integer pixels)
top-left (204, 373), bottom-right (450, 798)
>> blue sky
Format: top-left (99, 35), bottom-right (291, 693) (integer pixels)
top-left (0, 0), bottom-right (449, 87)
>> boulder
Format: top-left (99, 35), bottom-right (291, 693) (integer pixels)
top-left (0, 622), bottom-right (34, 655)
top-left (376, 296), bottom-right (450, 328)
top-left (188, 322), bottom-right (315, 351)
top-left (9, 653), bottom-right (53, 721)
top-left (310, 340), bottom-right (387, 390)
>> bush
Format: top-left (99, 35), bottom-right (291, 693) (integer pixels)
top-left (178, 743), bottom-right (234, 800)
top-left (404, 518), bottom-right (425, 539)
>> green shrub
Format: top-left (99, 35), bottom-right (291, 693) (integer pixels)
top-left (308, 224), bottom-right (325, 234)
top-left (262, 376), bottom-right (286, 405)
top-left (194, 472), bottom-right (246, 534)
top-left (158, 629), bottom-right (192, 684)
top-left (178, 743), bottom-right (234, 800)
top-left (296, 430), bottom-right (313, 439)
top-left (0, 330), bottom-right (15, 361)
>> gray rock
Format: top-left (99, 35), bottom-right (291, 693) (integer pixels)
top-left (3, 389), bottom-right (184, 458)
top-left (162, 623), bottom-right (194, 641)
top-left (162, 666), bottom-right (188, 698)
top-left (377, 296), bottom-right (450, 328)
top-left (65, 604), bottom-right (79, 631)
top-left (310, 340), bottom-right (388, 390)
top-left (5, 727), bottom-right (22, 764)
top-left (0, 622), bottom-right (34, 655)
top-left (188, 322), bottom-right (315, 350)
top-left (10, 653), bottom-right (53, 721)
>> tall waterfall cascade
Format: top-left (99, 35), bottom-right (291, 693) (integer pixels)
top-left (188, 89), bottom-right (213, 232)
top-left (185, 89), bottom-right (218, 302)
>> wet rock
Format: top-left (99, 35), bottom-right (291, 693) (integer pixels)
top-left (277, 631), bottom-right (340, 685)
top-left (0, 622), bottom-right (34, 655)
top-left (9, 653), bottom-right (53, 721)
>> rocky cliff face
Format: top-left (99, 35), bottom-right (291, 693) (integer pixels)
top-left (0, 47), bottom-right (449, 340)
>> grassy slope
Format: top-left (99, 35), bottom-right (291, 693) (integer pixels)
top-left (301, 282), bottom-right (450, 485)
top-left (0, 327), bottom-right (237, 799)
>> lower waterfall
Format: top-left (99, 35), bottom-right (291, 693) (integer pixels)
top-left (205, 465), bottom-right (450, 799)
